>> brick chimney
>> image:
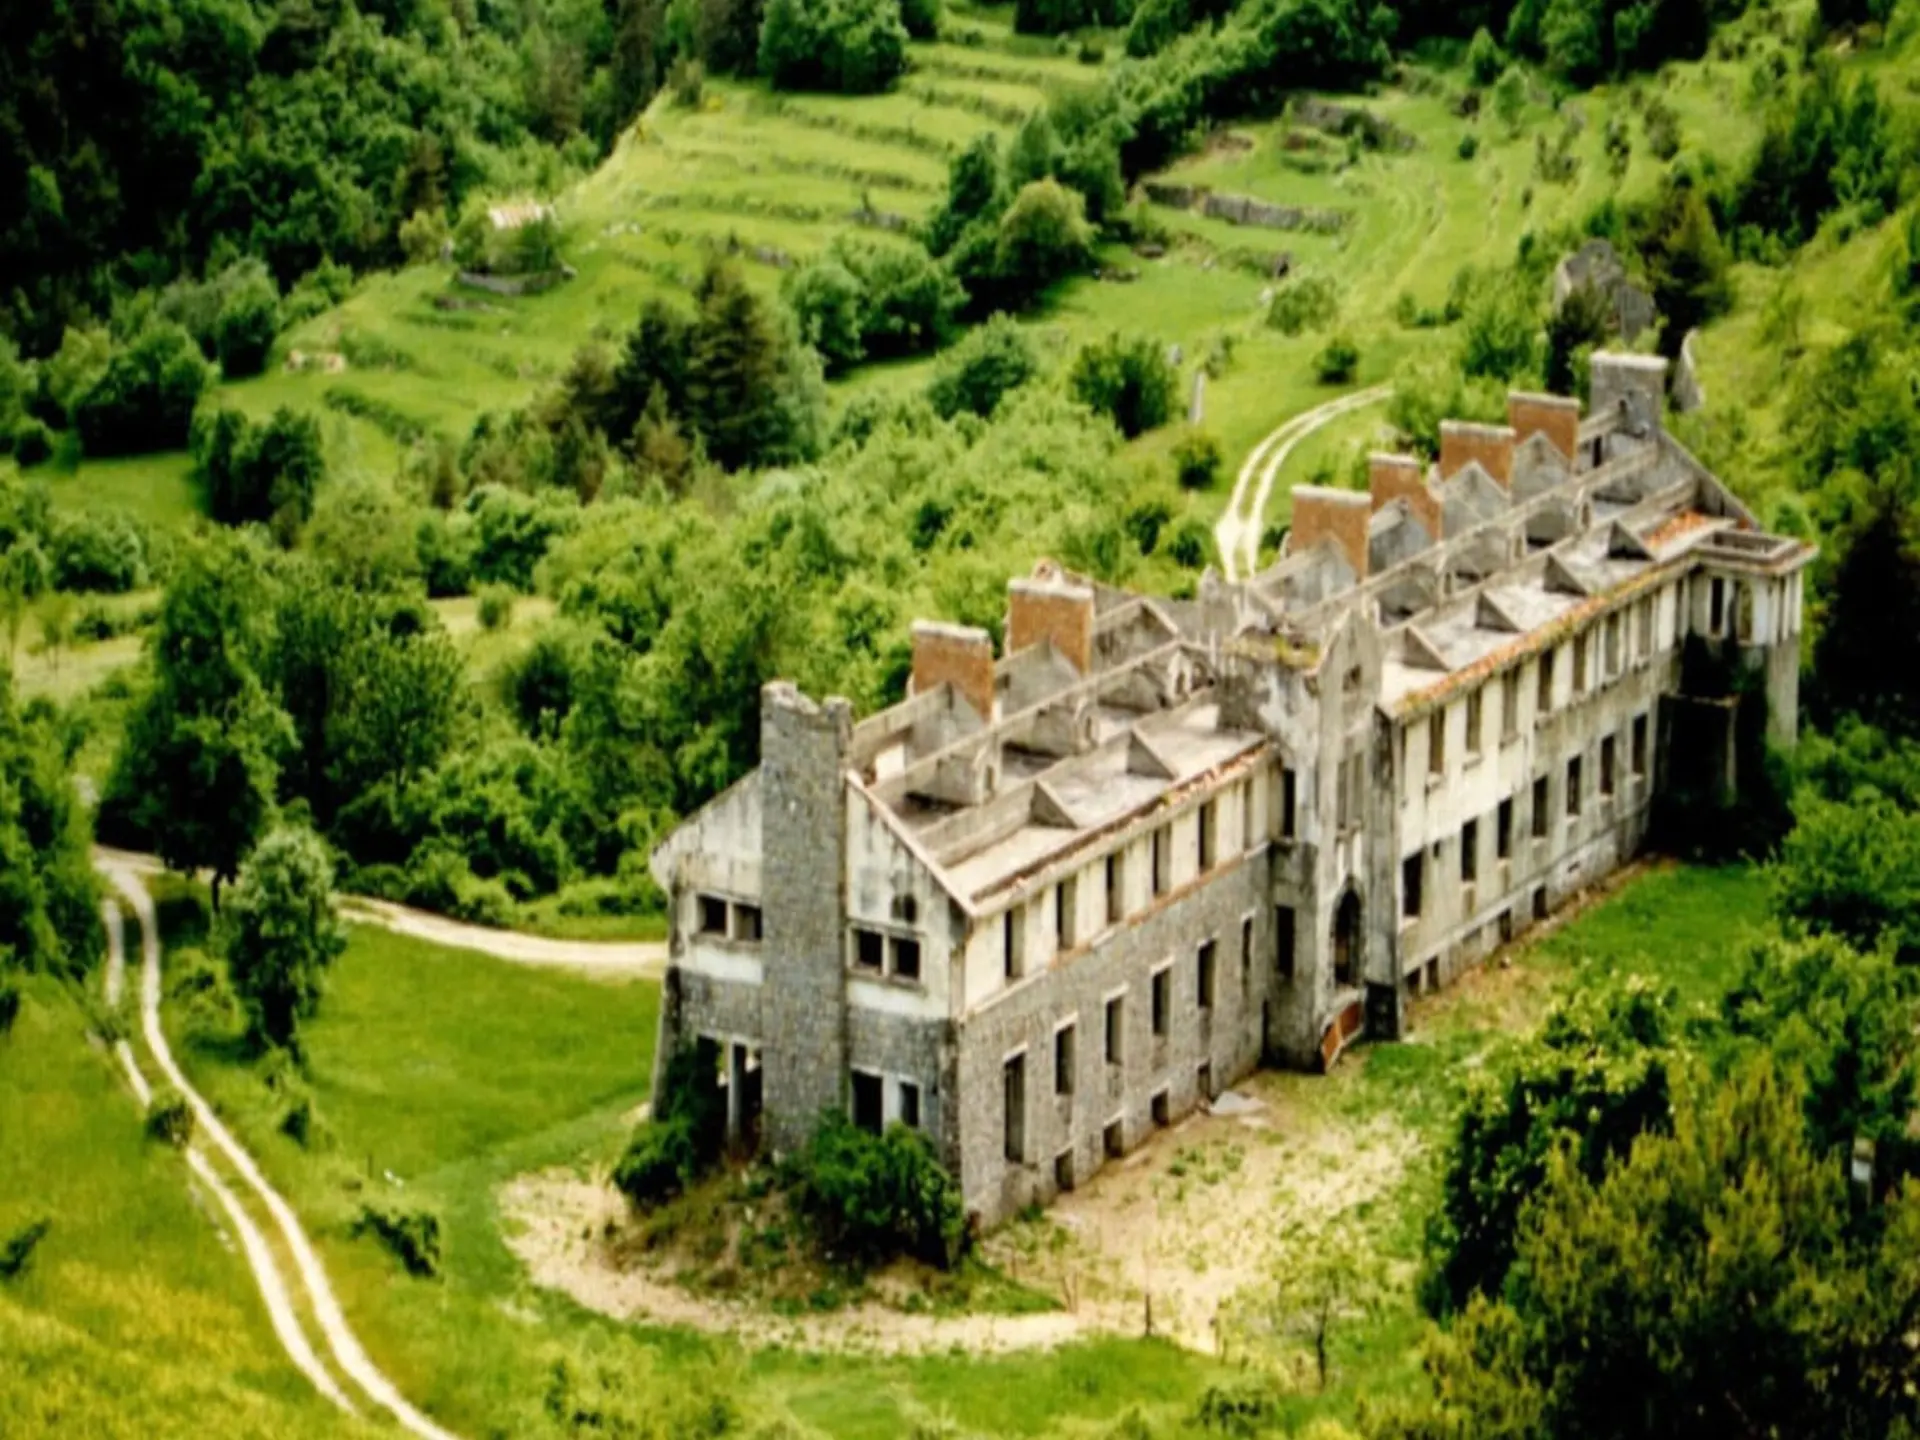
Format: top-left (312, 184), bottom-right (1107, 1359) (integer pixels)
top-left (1290, 486), bottom-right (1370, 580)
top-left (911, 620), bottom-right (995, 723)
top-left (1007, 564), bottom-right (1095, 673)
top-left (1439, 420), bottom-right (1517, 489)
top-left (1368, 453), bottom-right (1442, 541)
top-left (1507, 392), bottom-right (1581, 464)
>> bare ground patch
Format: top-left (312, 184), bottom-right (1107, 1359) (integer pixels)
top-left (500, 1079), bottom-right (1418, 1356)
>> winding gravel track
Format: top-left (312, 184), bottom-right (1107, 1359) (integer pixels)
top-left (95, 846), bottom-right (663, 977)
top-left (101, 895), bottom-right (358, 1417)
top-left (1213, 384), bottom-right (1393, 582)
top-left (102, 864), bottom-right (465, 1440)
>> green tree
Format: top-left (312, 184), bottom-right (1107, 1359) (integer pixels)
top-left (900, 0), bottom-right (941, 38)
top-left (105, 537), bottom-right (291, 908)
top-left (1460, 289), bottom-right (1540, 382)
top-left (611, 297), bottom-right (694, 443)
top-left (1069, 333), bottom-right (1178, 439)
top-left (928, 315), bottom-right (1039, 419)
top-left (72, 323), bottom-right (214, 457)
top-left (927, 133), bottom-right (1005, 257)
top-left (1814, 482), bottom-right (1920, 736)
top-left (212, 264), bottom-right (281, 378)
top-left (218, 824), bottom-right (347, 1053)
top-left (1467, 25), bottom-right (1504, 84)
top-left (0, 669), bottom-right (103, 977)
top-left (758, 0), bottom-right (908, 93)
top-left (1646, 179), bottom-right (1731, 360)
top-left (785, 259), bottom-right (867, 373)
top-left (684, 258), bottom-right (823, 469)
top-left (193, 406), bottom-right (326, 540)
top-left (1007, 108), bottom-right (1063, 190)
top-left (1543, 281), bottom-right (1611, 396)
top-left (1422, 979), bottom-right (1680, 1314)
top-left (1768, 796), bottom-right (1920, 963)
top-left (1379, 1060), bottom-right (1920, 1440)
top-left (1722, 932), bottom-right (1919, 1157)
top-left (994, 178), bottom-right (1093, 305)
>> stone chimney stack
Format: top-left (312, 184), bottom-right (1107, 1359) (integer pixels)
top-left (1507, 391), bottom-right (1582, 463)
top-left (1439, 420), bottom-right (1517, 489)
top-left (1589, 352), bottom-right (1669, 436)
top-left (1007, 563), bottom-right (1095, 673)
top-left (1368, 453), bottom-right (1443, 540)
top-left (910, 620), bottom-right (996, 724)
top-left (1289, 486), bottom-right (1370, 580)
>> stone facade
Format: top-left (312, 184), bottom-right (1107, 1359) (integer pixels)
top-left (649, 355), bottom-right (1814, 1231)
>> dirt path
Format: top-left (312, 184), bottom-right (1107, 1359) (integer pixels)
top-left (501, 1066), bottom-right (1418, 1358)
top-left (94, 846), bottom-right (663, 978)
top-left (500, 1171), bottom-right (1088, 1356)
top-left (1214, 385), bottom-right (1392, 582)
top-left (102, 864), bottom-right (467, 1440)
top-left (101, 895), bottom-right (360, 1417)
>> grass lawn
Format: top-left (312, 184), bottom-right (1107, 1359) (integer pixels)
top-left (0, 974), bottom-right (359, 1440)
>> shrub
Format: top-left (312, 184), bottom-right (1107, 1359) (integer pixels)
top-left (1314, 334), bottom-right (1360, 385)
top-left (72, 323), bottom-right (213, 456)
top-left (927, 315), bottom-right (1039, 419)
top-left (11, 418), bottom-right (53, 468)
top-left (1467, 26), bottom-right (1503, 85)
top-left (0, 1217), bottom-right (50, 1280)
top-left (399, 207), bottom-right (450, 265)
top-left (192, 406), bottom-right (325, 539)
top-left (1457, 131), bottom-right (1480, 161)
top-left (613, 1114), bottom-right (700, 1207)
top-left (355, 1204), bottom-right (442, 1278)
top-left (48, 511), bottom-right (147, 593)
top-left (1172, 428), bottom-right (1223, 490)
top-left (213, 266), bottom-right (281, 378)
top-left (790, 1113), bottom-right (967, 1269)
top-left (1167, 517), bottom-right (1210, 569)
top-left (668, 56), bottom-right (706, 107)
top-left (994, 178), bottom-right (1095, 305)
top-left (0, 977), bottom-right (19, 1035)
top-left (145, 1088), bottom-right (196, 1148)
top-left (1069, 332), bottom-right (1177, 438)
top-left (1460, 289), bottom-right (1540, 381)
top-left (900, 0), bottom-right (941, 38)
top-left (759, 0), bottom-right (909, 94)
top-left (613, 1041), bottom-right (729, 1209)
top-left (402, 847), bottom-right (515, 928)
top-left (1266, 274), bottom-right (1340, 336)
top-left (477, 583), bottom-right (515, 631)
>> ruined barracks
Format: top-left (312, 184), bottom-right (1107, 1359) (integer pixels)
top-left (648, 353), bottom-right (1813, 1228)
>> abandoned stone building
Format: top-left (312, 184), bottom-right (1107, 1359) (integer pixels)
top-left (647, 352), bottom-right (1812, 1228)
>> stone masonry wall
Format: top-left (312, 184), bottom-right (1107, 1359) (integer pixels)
top-left (758, 684), bottom-right (854, 1157)
top-left (954, 854), bottom-right (1272, 1227)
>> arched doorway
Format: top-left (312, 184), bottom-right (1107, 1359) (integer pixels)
top-left (1332, 888), bottom-right (1362, 990)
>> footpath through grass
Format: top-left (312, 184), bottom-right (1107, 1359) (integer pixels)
top-left (0, 973), bottom-right (357, 1440)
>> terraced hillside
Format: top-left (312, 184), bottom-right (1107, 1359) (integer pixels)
top-left (29, 4), bottom-right (1785, 548)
